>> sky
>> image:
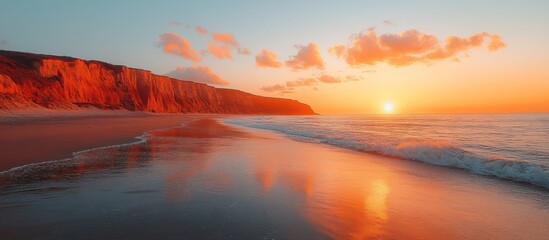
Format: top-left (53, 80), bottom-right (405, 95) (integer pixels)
top-left (1, 0), bottom-right (548, 114)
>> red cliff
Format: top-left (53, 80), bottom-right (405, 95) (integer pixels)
top-left (0, 50), bottom-right (315, 114)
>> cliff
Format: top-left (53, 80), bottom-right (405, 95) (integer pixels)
top-left (0, 50), bottom-right (315, 115)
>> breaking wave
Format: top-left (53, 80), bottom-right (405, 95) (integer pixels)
top-left (226, 118), bottom-right (549, 189)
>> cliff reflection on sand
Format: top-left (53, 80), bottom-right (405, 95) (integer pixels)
top-left (156, 119), bottom-right (393, 239)
top-left (246, 139), bottom-right (393, 239)
top-left (159, 119), bottom-right (248, 203)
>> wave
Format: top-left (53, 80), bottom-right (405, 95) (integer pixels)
top-left (0, 134), bottom-right (149, 185)
top-left (0, 124), bottom-right (187, 185)
top-left (225, 119), bottom-right (549, 189)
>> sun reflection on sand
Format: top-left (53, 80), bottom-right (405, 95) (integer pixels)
top-left (126, 120), bottom-right (548, 239)
top-left (243, 135), bottom-right (394, 240)
top-left (366, 180), bottom-right (390, 221)
top-left (303, 175), bottom-right (391, 240)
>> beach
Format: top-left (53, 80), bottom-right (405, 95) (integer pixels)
top-left (0, 114), bottom-right (547, 239)
top-left (2, 1), bottom-right (547, 239)
top-left (0, 110), bottom-right (213, 171)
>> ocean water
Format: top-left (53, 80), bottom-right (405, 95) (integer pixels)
top-left (226, 113), bottom-right (549, 188)
top-left (1, 118), bottom-right (548, 239)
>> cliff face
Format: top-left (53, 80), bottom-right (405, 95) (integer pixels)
top-left (0, 50), bottom-right (315, 114)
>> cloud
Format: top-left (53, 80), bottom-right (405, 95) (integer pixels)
top-left (261, 84), bottom-right (287, 92)
top-left (330, 29), bottom-right (506, 67)
top-left (166, 65), bottom-right (229, 85)
top-left (157, 32), bottom-right (200, 62)
top-left (380, 29), bottom-right (439, 54)
top-left (211, 32), bottom-right (239, 47)
top-left (424, 32), bottom-right (506, 61)
top-left (444, 33), bottom-right (488, 52)
top-left (207, 42), bottom-right (232, 59)
top-left (286, 78), bottom-right (317, 87)
top-left (285, 43), bottom-right (325, 70)
top-left (207, 31), bottom-right (251, 58)
top-left (318, 74), bottom-right (341, 83)
top-left (387, 55), bottom-right (423, 66)
top-left (488, 34), bottom-right (506, 51)
top-left (159, 28), bottom-right (249, 60)
top-left (328, 44), bottom-right (346, 58)
top-left (346, 75), bottom-right (363, 81)
top-left (195, 26), bottom-right (208, 35)
top-left (383, 20), bottom-right (394, 25)
top-left (260, 73), bottom-right (361, 93)
top-left (255, 49), bottom-right (282, 68)
top-left (261, 79), bottom-right (318, 93)
top-left (0, 39), bottom-right (6, 45)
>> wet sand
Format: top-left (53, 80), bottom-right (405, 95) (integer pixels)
top-left (0, 110), bottom-right (211, 171)
top-left (0, 117), bottom-right (548, 239)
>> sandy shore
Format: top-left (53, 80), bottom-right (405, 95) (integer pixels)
top-left (0, 109), bottom-right (214, 171)
top-left (0, 116), bottom-right (547, 239)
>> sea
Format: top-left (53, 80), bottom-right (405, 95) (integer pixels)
top-left (226, 113), bottom-right (549, 189)
top-left (1, 113), bottom-right (548, 239)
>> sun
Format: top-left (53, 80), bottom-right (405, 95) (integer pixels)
top-left (383, 102), bottom-right (394, 113)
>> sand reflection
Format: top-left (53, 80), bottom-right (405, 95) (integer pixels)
top-left (157, 119), bottom-right (247, 203)
top-left (254, 170), bottom-right (275, 193)
top-left (366, 180), bottom-right (390, 221)
top-left (304, 178), bottom-right (391, 240)
top-left (282, 171), bottom-right (315, 197)
top-left (246, 137), bottom-right (393, 239)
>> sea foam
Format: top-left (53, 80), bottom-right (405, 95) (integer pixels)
top-left (226, 116), bottom-right (549, 189)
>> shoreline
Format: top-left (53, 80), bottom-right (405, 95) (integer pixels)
top-left (0, 109), bottom-right (226, 171)
top-left (3, 111), bottom-right (547, 191)
top-left (0, 116), bottom-right (547, 239)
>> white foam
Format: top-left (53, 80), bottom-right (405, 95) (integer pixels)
top-left (0, 123), bottom-right (193, 182)
top-left (225, 119), bottom-right (549, 189)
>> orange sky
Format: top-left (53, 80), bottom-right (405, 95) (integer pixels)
top-left (2, 1), bottom-right (548, 114)
top-left (292, 56), bottom-right (549, 114)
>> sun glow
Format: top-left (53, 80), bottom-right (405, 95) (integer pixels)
top-left (383, 102), bottom-right (394, 113)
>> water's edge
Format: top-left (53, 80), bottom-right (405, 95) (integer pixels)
top-left (225, 117), bottom-right (549, 189)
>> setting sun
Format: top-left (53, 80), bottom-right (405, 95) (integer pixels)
top-left (1, 2), bottom-right (548, 239)
top-left (383, 102), bottom-right (394, 113)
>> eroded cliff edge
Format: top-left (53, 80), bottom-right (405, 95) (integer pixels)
top-left (0, 50), bottom-right (315, 115)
